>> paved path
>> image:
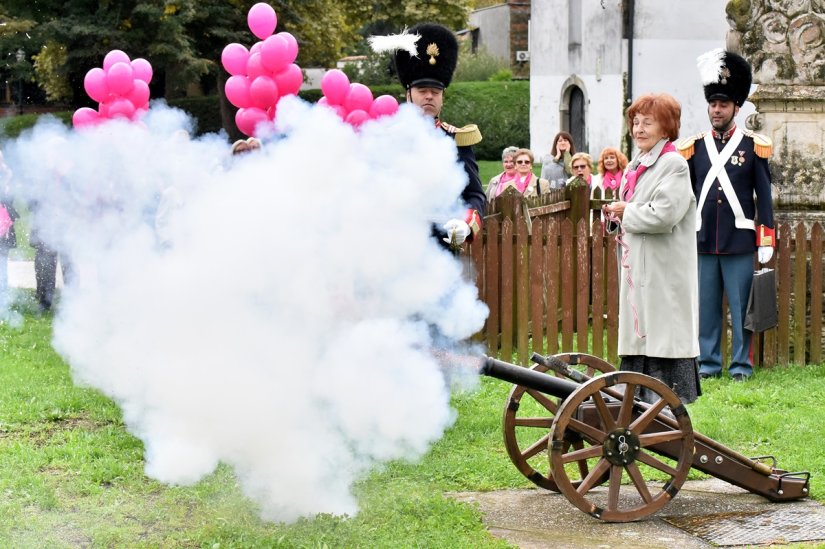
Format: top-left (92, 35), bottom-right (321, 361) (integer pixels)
top-left (450, 479), bottom-right (825, 548)
top-left (8, 260), bottom-right (64, 290)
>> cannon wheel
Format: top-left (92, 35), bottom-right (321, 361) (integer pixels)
top-left (549, 371), bottom-right (694, 522)
top-left (502, 353), bottom-right (616, 491)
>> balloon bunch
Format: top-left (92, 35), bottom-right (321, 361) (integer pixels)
top-left (73, 50), bottom-right (153, 128)
top-left (221, 2), bottom-right (302, 137)
top-left (318, 69), bottom-right (399, 128)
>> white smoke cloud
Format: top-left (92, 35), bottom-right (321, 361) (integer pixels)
top-left (5, 97), bottom-right (488, 522)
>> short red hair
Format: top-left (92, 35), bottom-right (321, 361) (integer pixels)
top-left (626, 93), bottom-right (681, 141)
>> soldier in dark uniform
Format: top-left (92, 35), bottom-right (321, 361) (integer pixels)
top-left (371, 23), bottom-right (485, 250)
top-left (677, 50), bottom-right (775, 382)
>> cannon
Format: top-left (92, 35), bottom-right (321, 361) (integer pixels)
top-left (478, 352), bottom-right (810, 522)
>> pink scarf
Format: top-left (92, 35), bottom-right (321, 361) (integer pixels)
top-left (495, 172), bottom-right (531, 197)
top-left (621, 141), bottom-right (676, 201)
top-left (602, 170), bottom-right (621, 190)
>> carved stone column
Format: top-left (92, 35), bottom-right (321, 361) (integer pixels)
top-left (727, 0), bottom-right (825, 217)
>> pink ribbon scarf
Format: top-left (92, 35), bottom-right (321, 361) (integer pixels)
top-left (602, 170), bottom-right (621, 190)
top-left (621, 141), bottom-right (676, 201)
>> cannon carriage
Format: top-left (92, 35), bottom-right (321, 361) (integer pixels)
top-left (479, 353), bottom-right (810, 522)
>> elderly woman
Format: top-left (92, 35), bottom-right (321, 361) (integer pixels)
top-left (486, 146), bottom-right (519, 200)
top-left (566, 152), bottom-right (594, 187)
top-left (488, 147), bottom-right (550, 200)
top-left (591, 147), bottom-right (629, 200)
top-left (540, 131), bottom-right (575, 189)
top-left (603, 93), bottom-right (700, 404)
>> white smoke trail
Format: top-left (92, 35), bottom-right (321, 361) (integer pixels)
top-left (5, 97), bottom-right (488, 522)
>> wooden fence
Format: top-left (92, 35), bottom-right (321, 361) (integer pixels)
top-left (468, 186), bottom-right (825, 368)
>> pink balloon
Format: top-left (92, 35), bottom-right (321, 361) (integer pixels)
top-left (274, 64), bottom-right (302, 96)
top-left (221, 43), bottom-right (249, 76)
top-left (108, 98), bottom-right (136, 119)
top-left (103, 50), bottom-right (131, 71)
top-left (369, 94), bottom-right (399, 118)
top-left (250, 41), bottom-right (263, 55)
top-left (131, 58), bottom-right (153, 83)
top-left (249, 76), bottom-right (279, 109)
top-left (246, 52), bottom-right (267, 80)
top-left (126, 79), bottom-right (151, 109)
top-left (247, 2), bottom-right (277, 40)
top-left (84, 68), bottom-right (110, 103)
top-left (277, 32), bottom-right (299, 64)
top-left (345, 109), bottom-right (370, 128)
top-left (260, 34), bottom-right (289, 73)
top-left (98, 101), bottom-right (111, 118)
top-left (266, 105), bottom-right (277, 121)
top-left (107, 62), bottom-right (135, 95)
top-left (225, 75), bottom-right (252, 109)
top-left (321, 69), bottom-right (349, 106)
top-left (317, 96), bottom-right (329, 107)
top-left (72, 107), bottom-right (100, 128)
top-left (344, 83), bottom-right (373, 114)
top-left (331, 105), bottom-right (347, 120)
top-left (235, 107), bottom-right (268, 137)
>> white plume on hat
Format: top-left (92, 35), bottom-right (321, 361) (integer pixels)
top-left (368, 28), bottom-right (421, 57)
top-left (697, 48), bottom-right (726, 85)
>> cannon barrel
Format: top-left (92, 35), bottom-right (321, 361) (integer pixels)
top-left (480, 356), bottom-right (579, 398)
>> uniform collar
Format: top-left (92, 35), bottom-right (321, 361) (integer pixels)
top-left (712, 125), bottom-right (737, 142)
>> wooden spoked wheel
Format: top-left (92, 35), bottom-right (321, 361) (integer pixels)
top-left (502, 353), bottom-right (616, 491)
top-left (549, 371), bottom-right (694, 522)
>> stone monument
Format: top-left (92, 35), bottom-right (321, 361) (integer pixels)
top-left (726, 0), bottom-right (825, 221)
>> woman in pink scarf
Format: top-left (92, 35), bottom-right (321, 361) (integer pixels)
top-left (486, 147), bottom-right (550, 201)
top-left (592, 147), bottom-right (628, 200)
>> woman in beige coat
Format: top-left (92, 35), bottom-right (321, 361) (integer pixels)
top-left (603, 93), bottom-right (700, 404)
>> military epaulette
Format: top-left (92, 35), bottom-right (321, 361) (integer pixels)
top-left (441, 122), bottom-right (482, 147)
top-left (742, 128), bottom-right (773, 158)
top-left (675, 132), bottom-right (706, 160)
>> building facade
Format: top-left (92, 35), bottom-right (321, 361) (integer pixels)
top-left (529, 0), bottom-right (754, 159)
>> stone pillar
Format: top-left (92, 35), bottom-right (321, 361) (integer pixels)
top-left (726, 0), bottom-right (825, 217)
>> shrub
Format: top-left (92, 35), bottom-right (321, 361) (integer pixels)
top-left (0, 82), bottom-right (529, 160)
top-left (441, 81), bottom-right (530, 160)
top-left (454, 49), bottom-right (510, 83)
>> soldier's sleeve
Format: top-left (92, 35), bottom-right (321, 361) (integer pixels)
top-left (744, 129), bottom-right (775, 246)
top-left (452, 125), bottom-right (485, 240)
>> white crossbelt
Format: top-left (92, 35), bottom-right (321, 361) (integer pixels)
top-left (695, 128), bottom-right (755, 232)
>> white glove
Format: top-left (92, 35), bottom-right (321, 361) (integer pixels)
top-left (442, 219), bottom-right (471, 245)
top-left (757, 246), bottom-right (774, 264)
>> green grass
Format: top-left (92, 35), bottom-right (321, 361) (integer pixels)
top-left (0, 314), bottom-right (823, 546)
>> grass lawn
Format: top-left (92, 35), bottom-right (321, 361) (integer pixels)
top-left (1, 309), bottom-right (823, 547)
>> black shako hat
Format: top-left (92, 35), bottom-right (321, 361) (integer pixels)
top-left (390, 23), bottom-right (459, 90)
top-left (697, 49), bottom-right (752, 107)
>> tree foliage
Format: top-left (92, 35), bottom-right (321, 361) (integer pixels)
top-left (0, 0), bottom-right (474, 108)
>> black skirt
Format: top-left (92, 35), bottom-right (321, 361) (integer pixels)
top-left (619, 355), bottom-right (701, 404)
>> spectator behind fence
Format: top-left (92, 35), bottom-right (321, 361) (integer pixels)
top-left (487, 147), bottom-right (549, 200)
top-left (566, 152), bottom-right (593, 188)
top-left (602, 92), bottom-right (700, 404)
top-left (486, 146), bottom-right (519, 200)
top-left (540, 131), bottom-right (575, 189)
top-left (591, 147), bottom-right (628, 200)
top-left (0, 151), bottom-right (18, 314)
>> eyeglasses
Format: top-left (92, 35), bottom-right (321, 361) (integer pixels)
top-left (515, 160), bottom-right (532, 165)
top-left (572, 164), bottom-right (588, 170)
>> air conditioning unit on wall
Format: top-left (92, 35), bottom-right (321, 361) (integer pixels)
top-left (515, 51), bottom-right (530, 62)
